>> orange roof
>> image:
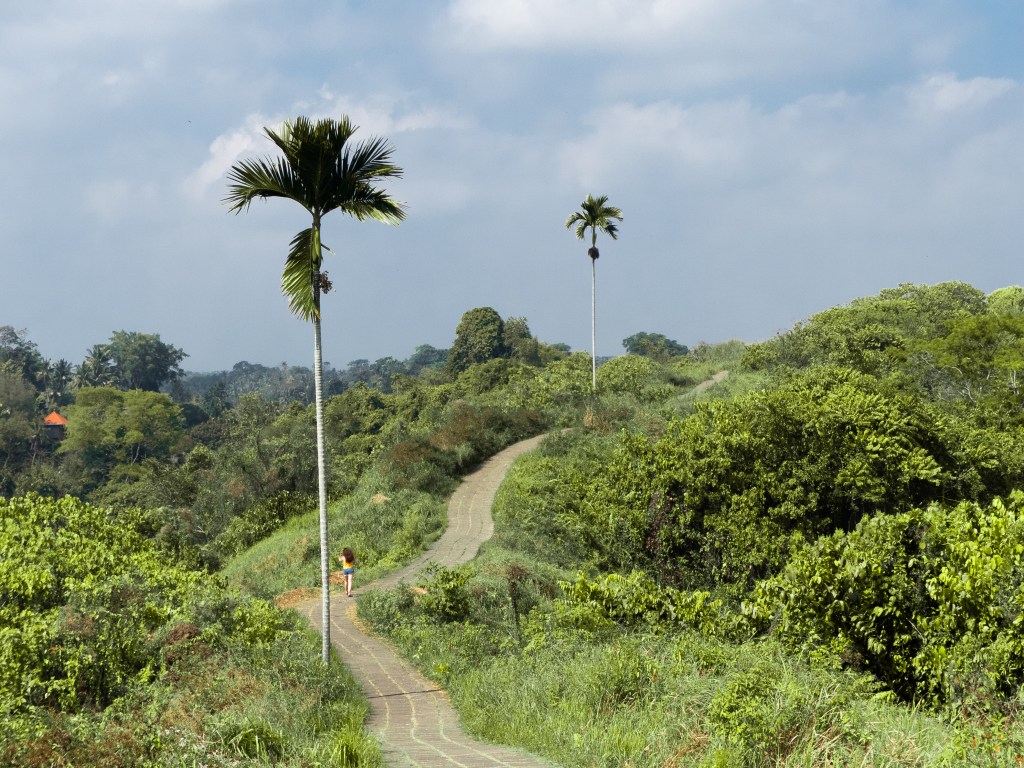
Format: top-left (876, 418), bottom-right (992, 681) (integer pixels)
top-left (43, 411), bottom-right (68, 426)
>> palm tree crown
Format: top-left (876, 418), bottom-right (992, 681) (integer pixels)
top-left (565, 194), bottom-right (623, 259)
top-left (224, 116), bottom-right (405, 319)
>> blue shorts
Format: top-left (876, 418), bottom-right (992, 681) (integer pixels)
top-left (343, 567), bottom-right (354, 575)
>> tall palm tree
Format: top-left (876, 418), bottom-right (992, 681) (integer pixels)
top-left (72, 345), bottom-right (115, 390)
top-left (45, 359), bottom-right (74, 408)
top-left (565, 194), bottom-right (623, 391)
top-left (224, 116), bottom-right (404, 664)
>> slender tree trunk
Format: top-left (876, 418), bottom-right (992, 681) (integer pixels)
top-left (312, 275), bottom-right (331, 665)
top-left (591, 256), bottom-right (597, 392)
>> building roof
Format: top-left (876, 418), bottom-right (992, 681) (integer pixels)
top-left (43, 411), bottom-right (68, 426)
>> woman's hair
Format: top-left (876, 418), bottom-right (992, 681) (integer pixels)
top-left (342, 547), bottom-right (355, 562)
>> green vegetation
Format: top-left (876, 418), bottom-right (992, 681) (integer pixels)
top-left (6, 278), bottom-right (1024, 766)
top-left (355, 281), bottom-right (1024, 767)
top-left (447, 307), bottom-right (509, 375)
top-left (1, 300), bottom-right (570, 765)
top-left (0, 494), bottom-right (379, 768)
top-left (622, 331), bottom-right (689, 359)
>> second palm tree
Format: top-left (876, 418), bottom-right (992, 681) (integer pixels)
top-left (565, 194), bottom-right (623, 391)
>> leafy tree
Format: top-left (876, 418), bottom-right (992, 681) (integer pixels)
top-left (201, 380), bottom-right (231, 418)
top-left (225, 115), bottom-right (404, 663)
top-left (565, 194), bottom-right (623, 391)
top-left (538, 341), bottom-right (572, 365)
top-left (362, 356), bottom-right (404, 393)
top-left (751, 492), bottom-right (1024, 705)
top-left (555, 366), bottom-right (1016, 595)
top-left (446, 307), bottom-right (508, 376)
top-left (504, 316), bottom-right (541, 365)
top-left (987, 285), bottom-right (1024, 315)
top-left (59, 387), bottom-right (185, 494)
top-left (454, 358), bottom-right (527, 399)
top-left (595, 354), bottom-right (666, 400)
top-left (39, 359), bottom-right (74, 409)
top-left (0, 367), bottom-right (37, 496)
top-left (506, 351), bottom-right (592, 411)
top-left (106, 331), bottom-right (187, 392)
top-left (743, 282), bottom-right (986, 376)
top-left (0, 327), bottom-right (45, 390)
top-left (180, 360), bottom-right (340, 405)
top-left (406, 344), bottom-right (449, 376)
top-left (921, 312), bottom-right (1024, 410)
top-left (0, 493), bottom-right (287, 730)
top-left (622, 332), bottom-right (689, 360)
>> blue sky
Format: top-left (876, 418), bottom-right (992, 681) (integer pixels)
top-left (3, 1), bottom-right (1024, 372)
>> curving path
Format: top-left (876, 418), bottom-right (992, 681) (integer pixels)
top-left (297, 434), bottom-right (554, 768)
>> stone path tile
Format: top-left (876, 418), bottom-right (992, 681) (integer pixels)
top-left (298, 435), bottom-right (556, 767)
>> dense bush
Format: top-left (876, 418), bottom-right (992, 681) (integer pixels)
top-left (202, 490), bottom-right (313, 567)
top-left (747, 492), bottom-right (1024, 707)
top-left (551, 366), bottom-right (1024, 596)
top-left (385, 400), bottom-right (546, 495)
top-left (0, 494), bottom-right (289, 739)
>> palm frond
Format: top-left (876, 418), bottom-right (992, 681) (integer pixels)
top-left (281, 228), bottom-right (320, 320)
top-left (565, 194), bottom-right (623, 244)
top-left (223, 157), bottom-right (307, 213)
top-left (342, 135), bottom-right (403, 181)
top-left (333, 186), bottom-right (407, 224)
top-left (225, 114), bottom-right (405, 319)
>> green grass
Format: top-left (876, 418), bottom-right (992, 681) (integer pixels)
top-left (221, 477), bottom-right (447, 599)
top-left (2, 623), bottom-right (383, 768)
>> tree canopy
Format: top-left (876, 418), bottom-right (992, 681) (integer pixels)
top-left (446, 307), bottom-right (508, 375)
top-left (622, 331), bottom-right (689, 360)
top-left (106, 331), bottom-right (187, 392)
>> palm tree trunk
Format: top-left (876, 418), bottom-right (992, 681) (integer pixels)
top-left (312, 280), bottom-right (331, 665)
top-left (591, 257), bottom-right (597, 392)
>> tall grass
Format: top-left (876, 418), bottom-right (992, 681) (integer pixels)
top-left (2, 624), bottom-right (383, 768)
top-left (221, 478), bottom-right (446, 599)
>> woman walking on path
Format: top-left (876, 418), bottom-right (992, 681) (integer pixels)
top-left (339, 547), bottom-right (356, 597)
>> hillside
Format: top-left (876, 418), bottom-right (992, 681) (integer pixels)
top-left (4, 282), bottom-right (1024, 766)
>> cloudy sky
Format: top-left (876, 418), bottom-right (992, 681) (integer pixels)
top-left (3, 1), bottom-right (1023, 372)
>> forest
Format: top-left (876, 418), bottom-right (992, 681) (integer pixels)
top-left (3, 281), bottom-right (1024, 767)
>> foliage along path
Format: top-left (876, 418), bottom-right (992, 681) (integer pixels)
top-left (297, 434), bottom-right (554, 768)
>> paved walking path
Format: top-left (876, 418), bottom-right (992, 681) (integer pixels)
top-left (297, 434), bottom-right (554, 768)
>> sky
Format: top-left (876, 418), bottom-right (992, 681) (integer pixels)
top-left (3, 1), bottom-right (1024, 373)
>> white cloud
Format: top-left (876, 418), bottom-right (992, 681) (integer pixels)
top-left (316, 89), bottom-right (470, 136)
top-left (556, 99), bottom-right (756, 189)
top-left (560, 71), bottom-right (1022, 187)
top-left (184, 114), bottom-right (273, 200)
top-left (906, 73), bottom-right (1015, 115)
top-left (442, 0), bottom-right (942, 89)
top-left (553, 70), bottom-right (1024, 273)
top-left (186, 94), bottom-right (470, 202)
top-left (446, 0), bottom-right (720, 50)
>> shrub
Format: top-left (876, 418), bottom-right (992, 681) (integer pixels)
top-left (418, 565), bottom-right (472, 623)
top-left (559, 570), bottom-right (724, 636)
top-left (748, 492), bottom-right (1024, 707)
top-left (358, 586), bottom-right (416, 634)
